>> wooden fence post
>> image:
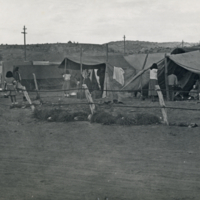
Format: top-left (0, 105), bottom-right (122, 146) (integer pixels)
top-left (23, 87), bottom-right (35, 111)
top-left (155, 85), bottom-right (169, 125)
top-left (33, 73), bottom-right (40, 100)
top-left (16, 81), bottom-right (35, 111)
top-left (82, 84), bottom-right (95, 115)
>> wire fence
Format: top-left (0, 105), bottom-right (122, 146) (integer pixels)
top-left (0, 87), bottom-right (200, 112)
top-left (0, 87), bottom-right (199, 94)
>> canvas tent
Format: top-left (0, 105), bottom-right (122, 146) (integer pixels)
top-left (1, 60), bottom-right (32, 88)
top-left (59, 48), bottom-right (200, 101)
top-left (2, 61), bottom-right (63, 90)
top-left (122, 53), bottom-right (166, 95)
top-left (122, 48), bottom-right (200, 96)
top-left (58, 55), bottom-right (136, 101)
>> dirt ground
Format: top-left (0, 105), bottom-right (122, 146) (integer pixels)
top-left (0, 91), bottom-right (200, 200)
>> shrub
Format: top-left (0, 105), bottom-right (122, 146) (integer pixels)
top-left (135, 113), bottom-right (160, 125)
top-left (33, 107), bottom-right (88, 122)
top-left (91, 111), bottom-right (116, 125)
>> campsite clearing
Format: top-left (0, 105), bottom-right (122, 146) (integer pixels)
top-left (0, 91), bottom-right (200, 200)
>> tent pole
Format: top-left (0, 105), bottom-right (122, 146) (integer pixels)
top-left (106, 43), bottom-right (108, 62)
top-left (64, 58), bottom-right (66, 73)
top-left (165, 54), bottom-right (170, 101)
top-left (80, 46), bottom-right (83, 99)
top-left (140, 54), bottom-right (148, 97)
top-left (63, 58), bottom-right (66, 96)
top-left (1, 61), bottom-right (4, 89)
top-left (105, 43), bottom-right (108, 97)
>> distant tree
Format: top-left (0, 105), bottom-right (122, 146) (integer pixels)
top-left (68, 41), bottom-right (72, 44)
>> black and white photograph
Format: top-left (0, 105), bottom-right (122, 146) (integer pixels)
top-left (0, 0), bottom-right (200, 199)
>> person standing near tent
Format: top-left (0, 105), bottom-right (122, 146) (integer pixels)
top-left (148, 63), bottom-right (158, 102)
top-left (97, 67), bottom-right (105, 95)
top-left (4, 71), bottom-right (18, 105)
top-left (63, 70), bottom-right (71, 97)
top-left (168, 72), bottom-right (178, 101)
top-left (13, 67), bottom-right (26, 101)
top-left (195, 75), bottom-right (200, 100)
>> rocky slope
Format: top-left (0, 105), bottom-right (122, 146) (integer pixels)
top-left (0, 40), bottom-right (198, 62)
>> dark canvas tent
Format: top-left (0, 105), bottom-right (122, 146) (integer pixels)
top-left (59, 55), bottom-right (136, 101)
top-left (162, 50), bottom-right (200, 93)
top-left (122, 48), bottom-right (200, 96)
top-left (15, 63), bottom-right (63, 90)
top-left (1, 60), bottom-right (32, 87)
top-left (2, 60), bottom-right (63, 90)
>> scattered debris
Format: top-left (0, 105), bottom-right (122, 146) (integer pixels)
top-left (170, 122), bottom-right (198, 128)
top-left (168, 132), bottom-right (176, 136)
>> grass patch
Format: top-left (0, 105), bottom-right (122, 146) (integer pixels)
top-left (91, 111), bottom-right (116, 125)
top-left (91, 111), bottom-right (160, 125)
top-left (135, 113), bottom-right (160, 125)
top-left (32, 106), bottom-right (160, 125)
top-left (33, 107), bottom-right (88, 122)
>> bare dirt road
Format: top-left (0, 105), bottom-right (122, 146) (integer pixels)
top-left (0, 95), bottom-right (200, 200)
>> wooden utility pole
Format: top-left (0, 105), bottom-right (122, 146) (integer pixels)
top-left (123, 35), bottom-right (126, 56)
top-left (21, 26), bottom-right (27, 61)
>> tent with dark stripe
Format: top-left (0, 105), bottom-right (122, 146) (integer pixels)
top-left (122, 48), bottom-right (200, 97)
top-left (15, 64), bottom-right (63, 90)
top-left (2, 61), bottom-right (63, 90)
top-left (58, 55), bottom-right (137, 101)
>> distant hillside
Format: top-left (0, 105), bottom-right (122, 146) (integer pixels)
top-left (107, 40), bottom-right (198, 54)
top-left (0, 40), bottom-right (198, 62)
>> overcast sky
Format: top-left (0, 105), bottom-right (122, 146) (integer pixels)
top-left (0, 0), bottom-right (200, 45)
